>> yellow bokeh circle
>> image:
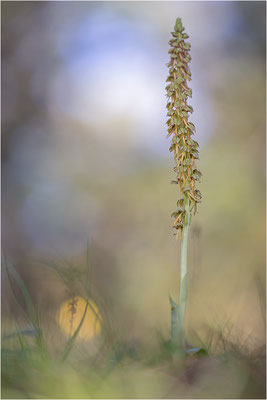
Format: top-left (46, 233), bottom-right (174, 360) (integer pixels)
top-left (58, 296), bottom-right (101, 340)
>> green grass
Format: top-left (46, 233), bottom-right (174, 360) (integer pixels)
top-left (1, 259), bottom-right (265, 399)
top-left (1, 329), bottom-right (265, 399)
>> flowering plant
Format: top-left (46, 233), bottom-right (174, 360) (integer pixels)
top-left (166, 18), bottom-right (202, 348)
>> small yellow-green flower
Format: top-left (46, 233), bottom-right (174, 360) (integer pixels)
top-left (166, 18), bottom-right (202, 236)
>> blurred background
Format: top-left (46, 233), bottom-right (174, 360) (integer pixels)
top-left (2, 0), bottom-right (265, 356)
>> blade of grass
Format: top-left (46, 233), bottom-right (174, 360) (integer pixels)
top-left (86, 240), bottom-right (91, 295)
top-left (3, 259), bottom-right (45, 353)
top-left (254, 272), bottom-right (266, 324)
top-left (5, 263), bottom-right (31, 325)
top-left (14, 322), bottom-right (26, 351)
top-left (61, 299), bottom-right (89, 361)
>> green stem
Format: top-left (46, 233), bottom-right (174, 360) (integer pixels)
top-left (61, 300), bottom-right (89, 362)
top-left (170, 195), bottom-right (190, 349)
top-left (179, 195), bottom-right (190, 345)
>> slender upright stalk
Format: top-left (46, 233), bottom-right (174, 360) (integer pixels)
top-left (170, 196), bottom-right (190, 349)
top-left (178, 196), bottom-right (190, 337)
top-left (166, 18), bottom-right (202, 349)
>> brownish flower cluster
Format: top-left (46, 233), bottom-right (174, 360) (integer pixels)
top-left (166, 18), bottom-right (202, 235)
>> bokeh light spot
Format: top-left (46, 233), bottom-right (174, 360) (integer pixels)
top-left (58, 296), bottom-right (101, 340)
